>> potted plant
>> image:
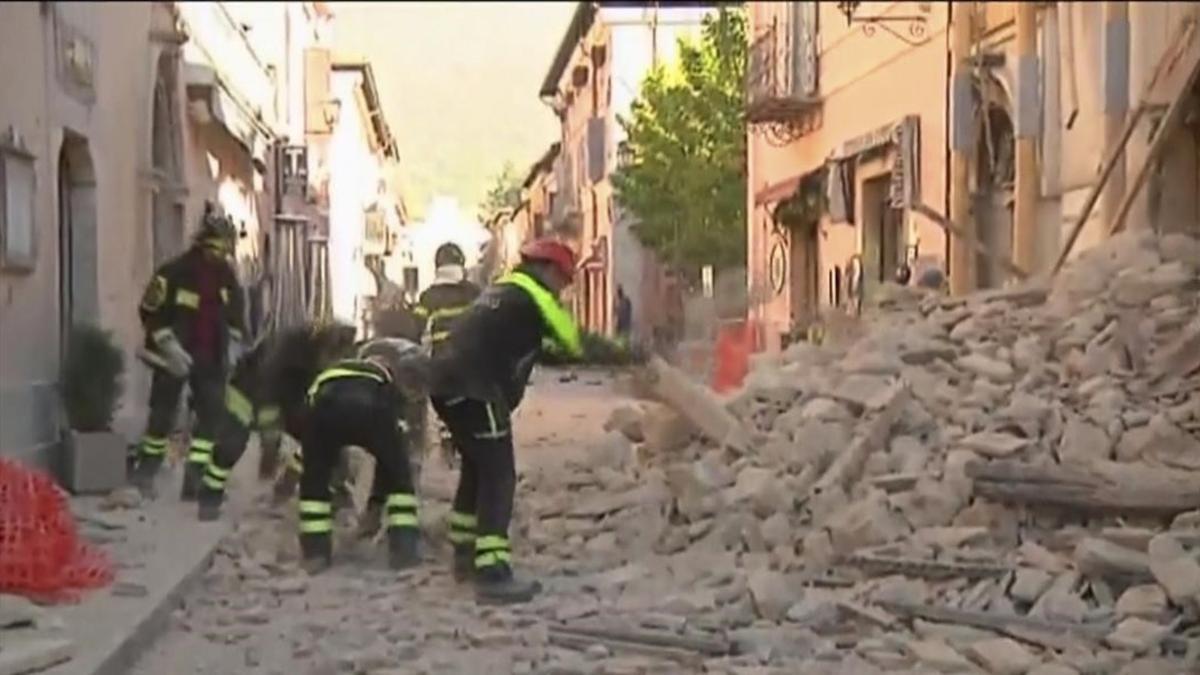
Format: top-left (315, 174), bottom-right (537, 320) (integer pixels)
top-left (59, 323), bottom-right (127, 494)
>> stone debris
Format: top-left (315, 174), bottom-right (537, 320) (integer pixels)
top-left (514, 230), bottom-right (1200, 671)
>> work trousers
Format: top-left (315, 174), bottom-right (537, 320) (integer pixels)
top-left (298, 379), bottom-right (417, 553)
top-left (432, 396), bottom-right (516, 572)
top-left (200, 384), bottom-right (282, 496)
top-left (137, 362), bottom-right (225, 469)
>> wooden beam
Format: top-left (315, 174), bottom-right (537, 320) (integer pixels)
top-left (911, 203), bottom-right (1030, 280)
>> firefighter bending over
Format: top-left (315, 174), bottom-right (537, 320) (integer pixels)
top-left (131, 203), bottom-right (245, 500)
top-left (429, 237), bottom-right (583, 604)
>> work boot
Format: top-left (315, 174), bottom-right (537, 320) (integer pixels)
top-left (474, 564), bottom-right (542, 604)
top-left (452, 546), bottom-right (474, 583)
top-left (357, 501), bottom-right (384, 541)
top-left (180, 462), bottom-right (204, 501)
top-left (129, 456), bottom-right (163, 500)
top-left (299, 533), bottom-right (333, 575)
top-left (273, 466), bottom-right (300, 505)
top-left (387, 528), bottom-right (421, 570)
top-left (196, 485), bottom-right (224, 522)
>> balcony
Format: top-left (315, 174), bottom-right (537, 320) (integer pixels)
top-left (746, 10), bottom-right (820, 124)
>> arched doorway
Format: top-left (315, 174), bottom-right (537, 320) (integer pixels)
top-left (58, 132), bottom-right (98, 349)
top-left (151, 51), bottom-right (185, 265)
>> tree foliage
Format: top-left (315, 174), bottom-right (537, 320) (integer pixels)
top-left (612, 7), bottom-right (747, 278)
top-left (478, 161), bottom-right (523, 221)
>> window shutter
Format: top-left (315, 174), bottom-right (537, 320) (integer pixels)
top-left (793, 2), bottom-right (818, 98)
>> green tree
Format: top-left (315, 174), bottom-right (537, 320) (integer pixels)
top-left (612, 7), bottom-right (747, 279)
top-left (478, 161), bottom-right (523, 221)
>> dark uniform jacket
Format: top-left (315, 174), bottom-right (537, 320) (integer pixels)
top-left (430, 265), bottom-right (578, 414)
top-left (415, 279), bottom-right (481, 354)
top-left (138, 246), bottom-right (245, 366)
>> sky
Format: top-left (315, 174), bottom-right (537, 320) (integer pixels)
top-left (333, 2), bottom-right (576, 220)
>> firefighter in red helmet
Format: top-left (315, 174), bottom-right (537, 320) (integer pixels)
top-left (428, 237), bottom-right (582, 603)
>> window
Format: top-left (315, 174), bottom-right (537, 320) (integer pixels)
top-left (1, 137), bottom-right (36, 272)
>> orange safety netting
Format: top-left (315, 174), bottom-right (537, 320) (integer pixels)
top-left (0, 458), bottom-right (114, 603)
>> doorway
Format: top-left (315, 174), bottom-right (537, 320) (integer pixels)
top-left (57, 132), bottom-right (98, 353)
top-left (860, 173), bottom-right (903, 301)
top-left (788, 219), bottom-right (819, 329)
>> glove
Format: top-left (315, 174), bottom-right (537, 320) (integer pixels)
top-left (226, 337), bottom-right (245, 368)
top-left (153, 331), bottom-right (193, 377)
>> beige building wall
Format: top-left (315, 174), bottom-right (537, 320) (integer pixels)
top-left (0, 2), bottom-right (174, 465)
top-left (747, 1), bottom-right (949, 351)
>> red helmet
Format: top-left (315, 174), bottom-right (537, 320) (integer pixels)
top-left (520, 238), bottom-right (577, 283)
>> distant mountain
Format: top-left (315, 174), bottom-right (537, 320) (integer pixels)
top-left (333, 2), bottom-right (575, 220)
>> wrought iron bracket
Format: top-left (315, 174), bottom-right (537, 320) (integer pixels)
top-left (836, 2), bottom-right (931, 47)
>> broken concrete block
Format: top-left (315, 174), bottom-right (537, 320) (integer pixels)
top-left (798, 397), bottom-right (853, 423)
top-left (1058, 416), bottom-right (1113, 464)
top-left (958, 353), bottom-right (1016, 382)
top-left (0, 594), bottom-right (45, 629)
top-left (747, 570), bottom-right (801, 622)
top-left (891, 479), bottom-right (963, 530)
top-left (1027, 665), bottom-right (1080, 675)
top-left (828, 490), bottom-right (910, 555)
top-left (902, 639), bottom-right (976, 673)
top-left (1115, 585), bottom-right (1168, 620)
top-left (830, 376), bottom-right (902, 413)
top-left (1147, 533), bottom-right (1200, 607)
top-left (1073, 537), bottom-right (1152, 582)
top-left (966, 637), bottom-right (1037, 675)
top-left (957, 431), bottom-right (1030, 458)
top-left (603, 405), bottom-right (645, 443)
top-left (1009, 568), bottom-right (1054, 604)
top-left (1105, 617), bottom-right (1171, 654)
top-left (641, 405), bottom-right (695, 455)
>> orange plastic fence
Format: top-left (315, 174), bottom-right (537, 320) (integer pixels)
top-left (0, 458), bottom-right (114, 603)
top-left (711, 320), bottom-right (754, 393)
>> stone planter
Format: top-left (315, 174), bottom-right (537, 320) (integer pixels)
top-left (60, 430), bottom-right (127, 494)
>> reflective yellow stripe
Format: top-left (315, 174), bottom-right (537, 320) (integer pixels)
top-left (202, 475), bottom-right (225, 490)
top-left (257, 406), bottom-right (280, 426)
top-left (476, 535), bottom-right (509, 552)
top-left (175, 289), bottom-right (200, 309)
top-left (141, 444), bottom-right (168, 457)
top-left (388, 513), bottom-right (419, 527)
top-left (448, 530), bottom-right (476, 544)
top-left (474, 429), bottom-right (510, 440)
top-left (299, 520), bottom-right (333, 534)
top-left (475, 550), bottom-right (512, 568)
top-left (299, 500), bottom-right (332, 515)
top-left (429, 306), bottom-right (468, 320)
top-left (191, 438), bottom-right (215, 451)
top-left (386, 493), bottom-right (417, 509)
top-left (187, 452), bottom-right (211, 463)
top-left (306, 366), bottom-right (387, 401)
top-left (205, 464), bottom-right (230, 479)
top-left (485, 403), bottom-right (499, 435)
top-left (413, 306), bottom-right (430, 317)
top-left (430, 331), bottom-right (450, 342)
top-left (225, 386), bottom-right (253, 427)
top-left (448, 512), bottom-right (477, 528)
top-left (499, 272), bottom-right (582, 358)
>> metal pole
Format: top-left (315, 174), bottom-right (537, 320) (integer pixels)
top-left (1013, 2), bottom-right (1040, 275)
top-left (949, 1), bottom-right (976, 295)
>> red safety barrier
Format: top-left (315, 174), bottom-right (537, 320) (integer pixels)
top-left (712, 320), bottom-right (753, 393)
top-left (0, 458), bottom-right (114, 603)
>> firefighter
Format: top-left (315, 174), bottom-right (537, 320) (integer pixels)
top-left (132, 202), bottom-right (246, 500)
top-left (429, 237), bottom-right (583, 604)
top-left (194, 323), bottom-right (358, 521)
top-left (296, 338), bottom-right (428, 573)
top-left (414, 242), bottom-right (482, 471)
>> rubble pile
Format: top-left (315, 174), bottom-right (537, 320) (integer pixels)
top-left (514, 228), bottom-right (1200, 673)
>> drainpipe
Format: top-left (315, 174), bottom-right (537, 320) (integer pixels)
top-left (949, 2), bottom-right (976, 295)
top-left (1013, 2), bottom-right (1040, 274)
top-left (1100, 1), bottom-right (1129, 233)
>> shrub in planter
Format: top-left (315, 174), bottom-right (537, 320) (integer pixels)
top-left (59, 324), bottom-right (127, 494)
